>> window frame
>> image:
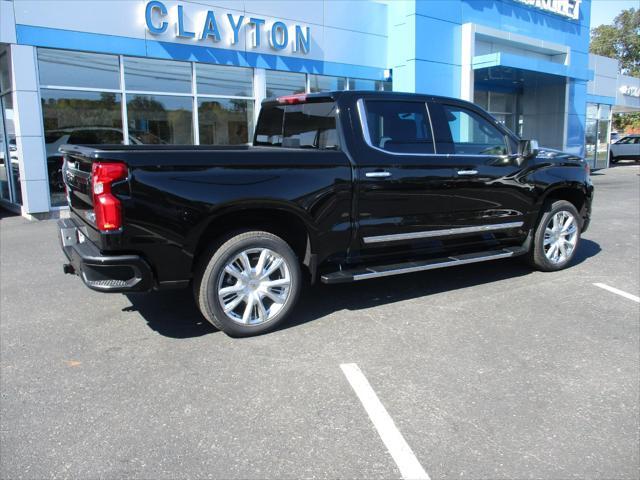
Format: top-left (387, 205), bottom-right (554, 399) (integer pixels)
top-left (356, 98), bottom-right (437, 157)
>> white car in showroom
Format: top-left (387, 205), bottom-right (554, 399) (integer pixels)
top-left (610, 134), bottom-right (640, 163)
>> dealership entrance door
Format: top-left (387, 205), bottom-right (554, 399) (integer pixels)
top-left (474, 67), bottom-right (568, 151)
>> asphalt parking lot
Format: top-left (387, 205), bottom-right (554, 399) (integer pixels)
top-left (1, 164), bottom-right (639, 479)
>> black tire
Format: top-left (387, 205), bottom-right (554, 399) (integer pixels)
top-left (528, 200), bottom-right (581, 272)
top-left (194, 230), bottom-right (301, 337)
top-left (609, 152), bottom-right (619, 164)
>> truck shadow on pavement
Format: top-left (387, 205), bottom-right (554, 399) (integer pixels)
top-left (124, 239), bottom-right (601, 339)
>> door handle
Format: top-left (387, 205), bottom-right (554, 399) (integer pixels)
top-left (365, 171), bottom-right (392, 178)
top-left (457, 169), bottom-right (478, 176)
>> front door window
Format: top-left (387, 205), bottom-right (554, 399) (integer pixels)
top-left (435, 104), bottom-right (509, 156)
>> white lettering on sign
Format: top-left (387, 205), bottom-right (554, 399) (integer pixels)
top-left (514, 0), bottom-right (582, 20)
top-left (619, 85), bottom-right (640, 98)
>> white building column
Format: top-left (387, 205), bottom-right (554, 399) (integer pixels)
top-left (460, 23), bottom-right (475, 102)
top-left (253, 68), bottom-right (266, 126)
top-left (10, 44), bottom-right (49, 214)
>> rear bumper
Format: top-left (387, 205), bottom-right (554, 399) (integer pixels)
top-left (58, 218), bottom-right (154, 293)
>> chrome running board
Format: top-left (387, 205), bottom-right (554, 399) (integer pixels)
top-left (320, 247), bottom-right (526, 284)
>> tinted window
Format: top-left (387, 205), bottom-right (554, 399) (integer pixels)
top-left (68, 129), bottom-right (124, 144)
top-left (364, 101), bottom-right (434, 153)
top-left (432, 104), bottom-right (507, 155)
top-left (255, 105), bottom-right (285, 146)
top-left (283, 103), bottom-right (338, 149)
top-left (255, 102), bottom-right (338, 150)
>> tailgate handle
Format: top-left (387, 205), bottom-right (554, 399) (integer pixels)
top-left (457, 169), bottom-right (478, 176)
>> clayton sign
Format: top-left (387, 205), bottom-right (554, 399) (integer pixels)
top-left (144, 1), bottom-right (311, 54)
top-left (514, 0), bottom-right (582, 20)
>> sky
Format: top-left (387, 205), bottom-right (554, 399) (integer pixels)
top-left (590, 0), bottom-right (638, 29)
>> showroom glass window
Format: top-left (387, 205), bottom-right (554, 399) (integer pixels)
top-left (123, 57), bottom-right (193, 144)
top-left (309, 75), bottom-right (347, 93)
top-left (266, 71), bottom-right (306, 98)
top-left (38, 49), bottom-right (120, 90)
top-left (349, 78), bottom-right (391, 91)
top-left (196, 64), bottom-right (254, 145)
top-left (37, 49), bottom-right (123, 206)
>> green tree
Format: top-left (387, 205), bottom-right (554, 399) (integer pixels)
top-left (590, 8), bottom-right (640, 132)
top-left (590, 8), bottom-right (639, 77)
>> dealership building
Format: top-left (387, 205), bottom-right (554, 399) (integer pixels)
top-left (0, 0), bottom-right (638, 217)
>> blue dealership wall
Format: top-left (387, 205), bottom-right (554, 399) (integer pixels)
top-left (388, 0), bottom-right (592, 155)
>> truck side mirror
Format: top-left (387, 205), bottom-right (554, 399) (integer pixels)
top-left (519, 139), bottom-right (539, 159)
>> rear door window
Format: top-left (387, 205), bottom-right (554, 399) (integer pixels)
top-left (364, 101), bottom-right (434, 154)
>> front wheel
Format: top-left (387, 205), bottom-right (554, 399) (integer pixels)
top-left (609, 152), bottom-right (619, 164)
top-left (195, 231), bottom-right (301, 337)
top-left (528, 200), bottom-right (581, 272)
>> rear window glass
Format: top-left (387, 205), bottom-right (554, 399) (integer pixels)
top-left (364, 101), bottom-right (434, 154)
top-left (255, 102), bottom-right (339, 150)
top-left (68, 129), bottom-right (124, 144)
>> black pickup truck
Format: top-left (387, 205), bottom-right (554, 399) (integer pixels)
top-left (59, 91), bottom-right (593, 336)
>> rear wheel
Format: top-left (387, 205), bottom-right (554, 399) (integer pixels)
top-left (528, 200), bottom-right (581, 272)
top-left (195, 231), bottom-right (301, 337)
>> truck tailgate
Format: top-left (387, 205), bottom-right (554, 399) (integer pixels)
top-left (63, 150), bottom-right (94, 222)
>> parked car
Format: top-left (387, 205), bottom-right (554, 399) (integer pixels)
top-left (57, 91), bottom-right (593, 336)
top-left (609, 134), bottom-right (640, 163)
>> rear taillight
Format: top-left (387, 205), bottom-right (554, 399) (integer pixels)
top-left (91, 162), bottom-right (128, 231)
top-left (277, 94), bottom-right (307, 104)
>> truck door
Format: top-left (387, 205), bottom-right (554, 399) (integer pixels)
top-left (426, 100), bottom-right (532, 233)
top-left (353, 98), bottom-right (457, 261)
top-left (352, 98), bottom-right (529, 263)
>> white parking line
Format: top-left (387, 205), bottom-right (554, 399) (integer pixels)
top-left (340, 363), bottom-right (430, 480)
top-left (593, 283), bottom-right (640, 303)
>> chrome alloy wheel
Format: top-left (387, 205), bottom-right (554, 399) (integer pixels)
top-left (543, 210), bottom-right (579, 264)
top-left (217, 248), bottom-right (291, 325)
